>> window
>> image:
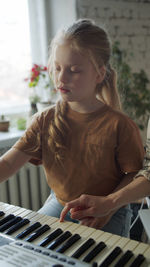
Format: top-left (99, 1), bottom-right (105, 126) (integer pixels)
top-left (0, 0), bottom-right (31, 114)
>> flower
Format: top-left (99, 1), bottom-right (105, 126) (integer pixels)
top-left (25, 64), bottom-right (57, 104)
top-left (27, 64), bottom-right (48, 88)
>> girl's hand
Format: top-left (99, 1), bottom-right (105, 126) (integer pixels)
top-left (60, 194), bottom-right (113, 222)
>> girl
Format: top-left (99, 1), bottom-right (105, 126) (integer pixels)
top-left (0, 19), bottom-right (144, 237)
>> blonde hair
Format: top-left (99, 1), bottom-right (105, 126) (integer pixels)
top-left (48, 19), bottom-right (121, 163)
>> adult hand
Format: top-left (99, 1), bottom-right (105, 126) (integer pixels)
top-left (79, 214), bottom-right (112, 229)
top-left (60, 194), bottom-right (113, 222)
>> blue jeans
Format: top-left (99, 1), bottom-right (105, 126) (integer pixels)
top-left (38, 192), bottom-right (132, 237)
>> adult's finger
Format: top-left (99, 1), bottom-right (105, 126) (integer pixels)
top-left (59, 199), bottom-right (84, 222)
top-left (60, 195), bottom-right (91, 222)
top-left (60, 205), bottom-right (71, 222)
top-left (71, 207), bottom-right (95, 220)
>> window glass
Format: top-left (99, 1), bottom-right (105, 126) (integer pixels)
top-left (0, 0), bottom-right (31, 113)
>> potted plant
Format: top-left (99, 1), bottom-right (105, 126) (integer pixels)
top-left (111, 41), bottom-right (150, 131)
top-left (25, 64), bottom-right (58, 113)
top-left (0, 115), bottom-right (10, 132)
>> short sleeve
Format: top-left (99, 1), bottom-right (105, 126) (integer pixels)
top-left (135, 139), bottom-right (150, 180)
top-left (116, 116), bottom-right (144, 173)
top-left (13, 113), bottom-right (43, 165)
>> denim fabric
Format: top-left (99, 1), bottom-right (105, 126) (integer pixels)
top-left (38, 192), bottom-right (132, 237)
top-left (102, 204), bottom-right (132, 237)
top-left (38, 191), bottom-right (78, 224)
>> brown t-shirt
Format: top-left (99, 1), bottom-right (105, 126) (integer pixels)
top-left (13, 104), bottom-right (144, 206)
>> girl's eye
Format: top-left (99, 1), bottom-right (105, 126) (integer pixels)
top-left (70, 69), bottom-right (81, 73)
top-left (55, 66), bottom-right (61, 71)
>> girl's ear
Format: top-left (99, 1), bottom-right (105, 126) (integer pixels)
top-left (96, 66), bottom-right (106, 84)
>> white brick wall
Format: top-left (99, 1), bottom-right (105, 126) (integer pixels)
top-left (76, 0), bottom-right (150, 79)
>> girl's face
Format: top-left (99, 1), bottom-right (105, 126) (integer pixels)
top-left (53, 43), bottom-right (100, 106)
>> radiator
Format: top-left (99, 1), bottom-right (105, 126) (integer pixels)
top-left (0, 163), bottom-right (50, 211)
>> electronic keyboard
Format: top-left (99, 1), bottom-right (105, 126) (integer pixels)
top-left (0, 202), bottom-right (150, 267)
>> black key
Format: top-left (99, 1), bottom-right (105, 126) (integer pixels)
top-left (114, 250), bottom-right (134, 267)
top-left (0, 214), bottom-right (15, 226)
top-left (16, 222), bottom-right (41, 239)
top-left (0, 216), bottom-right (22, 232)
top-left (72, 238), bottom-right (95, 259)
top-left (5, 218), bottom-right (30, 235)
top-left (56, 234), bottom-right (81, 253)
top-left (129, 254), bottom-right (145, 267)
top-left (25, 224), bottom-right (50, 242)
top-left (38, 228), bottom-right (63, 247)
top-left (83, 241), bottom-right (106, 263)
top-left (47, 231), bottom-right (72, 250)
top-left (99, 246), bottom-right (122, 267)
top-left (0, 211), bottom-right (4, 217)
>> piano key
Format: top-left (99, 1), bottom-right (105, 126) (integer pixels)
top-left (0, 204), bottom-right (72, 239)
top-left (123, 239), bottom-right (139, 252)
top-left (99, 246), bottom-right (122, 267)
top-left (5, 218), bottom-right (30, 235)
top-left (38, 228), bottom-right (63, 247)
top-left (50, 220), bottom-right (79, 232)
top-left (0, 204), bottom-right (32, 221)
top-left (0, 204), bottom-right (15, 212)
top-left (56, 233), bottom-right (81, 253)
top-left (24, 218), bottom-right (59, 244)
top-left (114, 250), bottom-right (134, 267)
top-left (11, 207), bottom-right (30, 217)
top-left (3, 205), bottom-right (21, 214)
top-left (133, 242), bottom-right (150, 255)
top-left (0, 211), bottom-right (4, 217)
top-left (25, 224), bottom-right (50, 242)
top-left (94, 234), bottom-right (128, 265)
top-left (0, 214), bottom-right (15, 226)
top-left (13, 215), bottom-right (57, 241)
top-left (83, 241), bottom-right (106, 263)
top-left (97, 232), bottom-right (150, 266)
top-left (129, 254), bottom-right (146, 267)
top-left (57, 227), bottom-right (102, 259)
top-left (65, 228), bottom-right (104, 259)
top-left (144, 246), bottom-right (150, 261)
top-left (16, 221), bottom-right (41, 239)
top-left (72, 238), bottom-right (95, 259)
top-left (23, 211), bottom-right (44, 221)
top-left (126, 242), bottom-right (149, 267)
top-left (33, 220), bottom-right (82, 247)
top-left (73, 225), bottom-right (97, 237)
top-left (0, 204), bottom-right (25, 217)
top-left (0, 216), bottom-right (22, 232)
top-left (47, 231), bottom-right (72, 250)
top-left (39, 215), bottom-right (59, 225)
top-left (31, 218), bottom-right (78, 243)
top-left (0, 202), bottom-right (150, 266)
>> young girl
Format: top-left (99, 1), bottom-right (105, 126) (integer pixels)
top-left (0, 19), bottom-right (144, 237)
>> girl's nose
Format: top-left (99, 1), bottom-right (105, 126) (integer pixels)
top-left (59, 70), bottom-right (69, 83)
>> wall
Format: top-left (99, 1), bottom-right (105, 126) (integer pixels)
top-left (76, 0), bottom-right (150, 79)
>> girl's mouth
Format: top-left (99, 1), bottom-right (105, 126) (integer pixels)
top-left (59, 87), bottom-right (70, 93)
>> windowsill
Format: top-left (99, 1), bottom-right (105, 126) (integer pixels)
top-left (0, 104), bottom-right (30, 117)
top-left (0, 128), bottom-right (24, 149)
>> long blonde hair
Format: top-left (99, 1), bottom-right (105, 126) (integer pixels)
top-left (48, 19), bottom-right (121, 163)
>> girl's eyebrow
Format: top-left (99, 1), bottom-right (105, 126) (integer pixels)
top-left (54, 61), bottom-right (59, 65)
top-left (54, 61), bottom-right (82, 67)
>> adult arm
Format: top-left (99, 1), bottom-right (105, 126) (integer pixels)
top-left (60, 175), bottom-right (150, 222)
top-left (0, 148), bottom-right (32, 183)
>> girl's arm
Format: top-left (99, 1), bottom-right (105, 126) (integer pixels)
top-left (0, 148), bottom-right (32, 183)
top-left (60, 175), bottom-right (150, 221)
